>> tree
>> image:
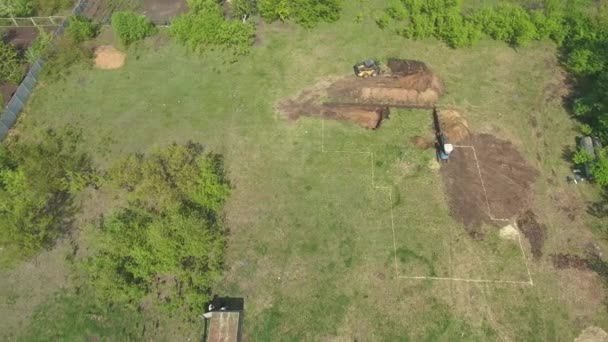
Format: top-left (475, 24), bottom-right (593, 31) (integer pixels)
top-left (257, 0), bottom-right (342, 27)
top-left (0, 40), bottom-right (21, 84)
top-left (111, 11), bottom-right (156, 46)
top-left (86, 143), bottom-right (230, 313)
top-left (0, 127), bottom-right (97, 260)
top-left (233, 0), bottom-right (257, 21)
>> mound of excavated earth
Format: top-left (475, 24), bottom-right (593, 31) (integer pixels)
top-left (440, 134), bottom-right (538, 237)
top-left (94, 45), bottom-right (126, 70)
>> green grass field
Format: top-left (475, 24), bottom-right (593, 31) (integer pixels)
top-left (2, 0), bottom-right (608, 340)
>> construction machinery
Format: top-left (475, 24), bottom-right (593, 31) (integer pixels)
top-left (354, 60), bottom-right (380, 77)
top-left (433, 107), bottom-right (453, 162)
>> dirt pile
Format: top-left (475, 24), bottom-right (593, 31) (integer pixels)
top-left (94, 45), bottom-right (126, 70)
top-left (438, 109), bottom-right (470, 143)
top-left (516, 210), bottom-right (546, 259)
top-left (575, 327), bottom-right (608, 342)
top-left (327, 72), bottom-right (444, 108)
top-left (551, 253), bottom-right (590, 270)
top-left (387, 58), bottom-right (428, 76)
top-left (441, 134), bottom-right (538, 236)
top-left (321, 105), bottom-right (390, 129)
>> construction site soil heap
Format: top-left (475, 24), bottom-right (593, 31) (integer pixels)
top-left (279, 59), bottom-right (445, 128)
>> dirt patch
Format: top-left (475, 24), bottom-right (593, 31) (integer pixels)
top-left (1, 83), bottom-right (17, 106)
top-left (411, 136), bottom-right (434, 149)
top-left (441, 134), bottom-right (538, 236)
top-left (387, 58), bottom-right (428, 76)
top-left (94, 45), bottom-right (126, 70)
top-left (551, 253), bottom-right (590, 270)
top-left (516, 210), bottom-right (546, 259)
top-left (1, 27), bottom-right (46, 52)
top-left (575, 326), bottom-right (608, 342)
top-left (142, 0), bottom-right (189, 24)
top-left (438, 109), bottom-right (470, 143)
top-left (320, 104), bottom-right (390, 129)
top-left (499, 224), bottom-right (519, 241)
top-left (327, 72), bottom-right (444, 108)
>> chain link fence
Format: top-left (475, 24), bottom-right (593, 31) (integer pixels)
top-left (0, 0), bottom-right (91, 140)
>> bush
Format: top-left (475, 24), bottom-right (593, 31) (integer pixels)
top-left (257, 0), bottom-right (342, 27)
top-left (0, 40), bottom-right (21, 84)
top-left (171, 1), bottom-right (255, 56)
top-left (592, 156), bottom-right (608, 186)
top-left (43, 36), bottom-right (93, 79)
top-left (111, 11), bottom-right (156, 46)
top-left (0, 0), bottom-right (32, 17)
top-left (67, 15), bottom-right (99, 43)
top-left (25, 27), bottom-right (52, 63)
top-left (573, 149), bottom-right (594, 165)
top-left (0, 127), bottom-right (97, 260)
top-left (86, 143), bottom-right (230, 313)
top-left (31, 0), bottom-right (72, 15)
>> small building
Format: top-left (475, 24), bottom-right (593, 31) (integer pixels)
top-left (203, 297), bottom-right (244, 342)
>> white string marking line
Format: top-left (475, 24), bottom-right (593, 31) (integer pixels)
top-left (320, 119), bottom-right (533, 286)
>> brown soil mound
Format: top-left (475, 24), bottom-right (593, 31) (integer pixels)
top-left (387, 58), bottom-right (428, 76)
top-left (94, 45), bottom-right (126, 70)
top-left (438, 109), bottom-right (470, 143)
top-left (326, 72), bottom-right (444, 108)
top-left (517, 210), bottom-right (546, 259)
top-left (551, 253), bottom-right (590, 270)
top-left (440, 134), bottom-right (538, 236)
top-left (321, 104), bottom-right (389, 129)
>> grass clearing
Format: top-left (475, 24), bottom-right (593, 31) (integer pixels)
top-left (2, 0), bottom-right (608, 340)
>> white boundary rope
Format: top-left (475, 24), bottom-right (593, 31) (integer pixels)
top-left (321, 119), bottom-right (534, 286)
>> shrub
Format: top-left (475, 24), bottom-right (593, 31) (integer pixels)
top-left (67, 15), bottom-right (99, 43)
top-left (257, 0), bottom-right (342, 27)
top-left (0, 127), bottom-right (97, 260)
top-left (0, 0), bottom-right (32, 17)
top-left (25, 27), bottom-right (52, 63)
top-left (573, 149), bottom-right (594, 165)
top-left (87, 143), bottom-right (230, 313)
top-left (592, 156), bottom-right (608, 186)
top-left (171, 1), bottom-right (255, 56)
top-left (43, 36), bottom-right (93, 79)
top-left (111, 11), bottom-right (156, 46)
top-left (0, 40), bottom-right (21, 84)
top-left (31, 0), bottom-right (72, 15)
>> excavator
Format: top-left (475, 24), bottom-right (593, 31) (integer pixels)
top-left (433, 107), bottom-right (453, 162)
top-left (354, 60), bottom-right (380, 77)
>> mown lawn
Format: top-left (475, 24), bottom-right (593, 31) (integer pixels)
top-left (2, 0), bottom-right (608, 340)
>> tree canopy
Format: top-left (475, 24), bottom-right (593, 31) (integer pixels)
top-left (85, 143), bottom-right (230, 313)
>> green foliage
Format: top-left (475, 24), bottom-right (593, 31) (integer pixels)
top-left (472, 4), bottom-right (537, 45)
top-left (0, 128), bottom-right (97, 259)
top-left (0, 40), bottom-right (21, 84)
top-left (592, 149), bottom-right (608, 186)
top-left (171, 1), bottom-right (255, 56)
top-left (257, 0), bottom-right (342, 27)
top-left (233, 0), bottom-right (257, 19)
top-left (0, 0), bottom-right (32, 16)
top-left (31, 0), bottom-right (72, 15)
top-left (25, 27), bottom-right (52, 63)
top-left (42, 36), bottom-right (93, 79)
top-left (67, 15), bottom-right (99, 43)
top-left (86, 143), bottom-right (230, 313)
top-left (111, 11), bottom-right (156, 46)
top-left (573, 148), bottom-right (594, 164)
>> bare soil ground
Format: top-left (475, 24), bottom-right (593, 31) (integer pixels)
top-left (2, 27), bottom-right (41, 51)
top-left (551, 253), bottom-right (590, 270)
top-left (387, 58), bottom-right (428, 76)
top-left (438, 109), bottom-right (470, 143)
top-left (1, 83), bottom-right (17, 106)
top-left (327, 72), bottom-right (444, 108)
top-left (516, 210), bottom-right (546, 259)
top-left (142, 0), bottom-right (188, 24)
top-left (94, 46), bottom-right (126, 69)
top-left (441, 134), bottom-right (538, 237)
top-left (279, 61), bottom-right (444, 127)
